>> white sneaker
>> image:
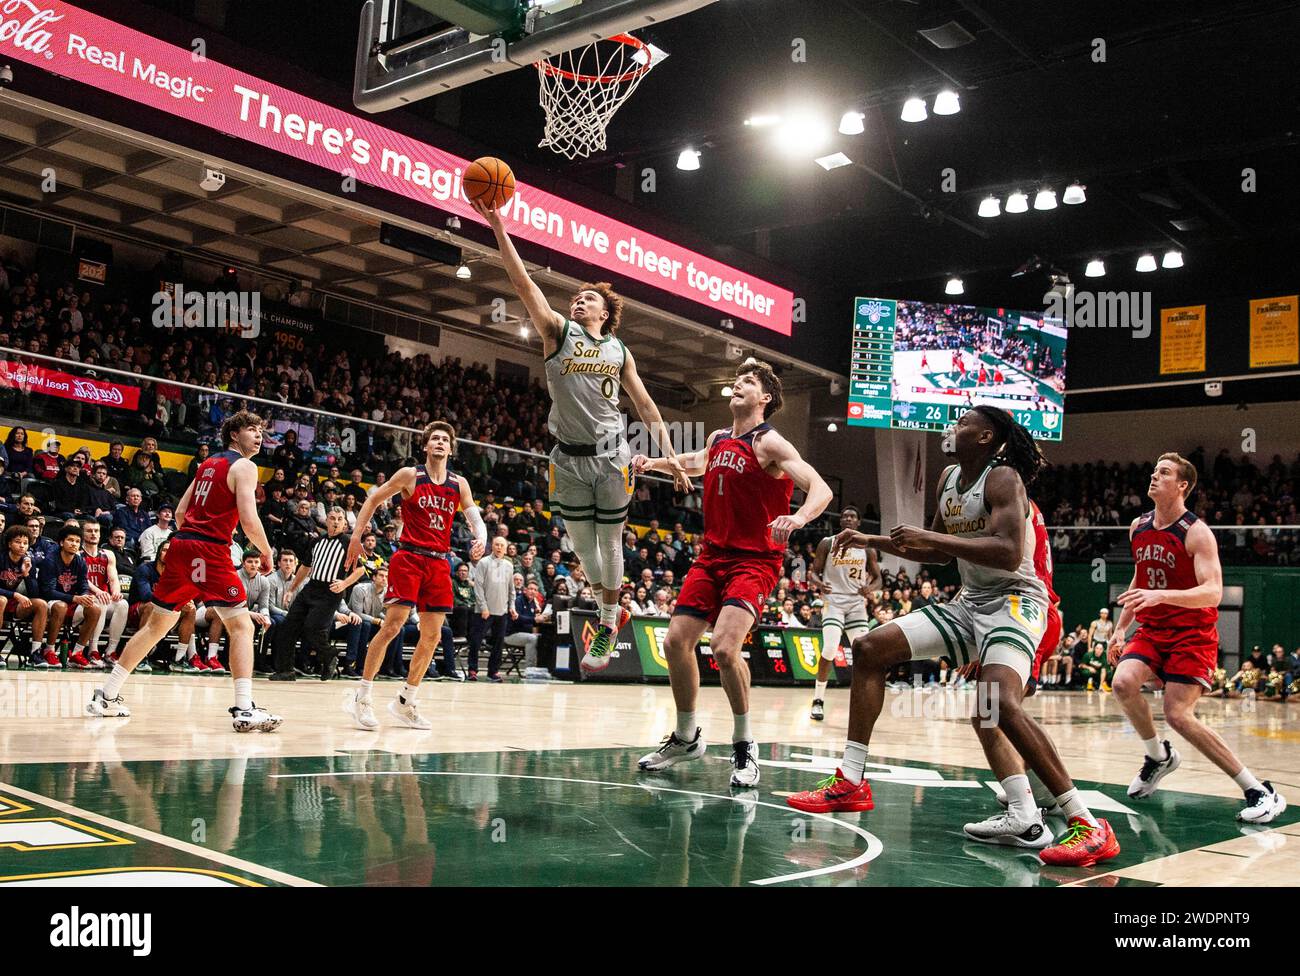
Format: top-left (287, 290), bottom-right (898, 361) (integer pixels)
top-left (994, 786), bottom-right (1063, 818)
top-left (963, 810), bottom-right (1053, 848)
top-left (810, 699), bottom-right (825, 721)
top-left (1238, 782), bottom-right (1287, 824)
top-left (729, 740), bottom-right (760, 788)
top-left (230, 703), bottom-right (282, 733)
top-left (1128, 741), bottom-right (1181, 798)
top-left (85, 688), bottom-right (131, 718)
top-left (388, 696), bottom-right (431, 730)
top-left (346, 692), bottom-right (380, 731)
top-left (638, 728), bottom-right (706, 771)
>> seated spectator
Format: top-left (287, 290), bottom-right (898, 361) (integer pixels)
top-left (124, 450), bottom-right (167, 502)
top-left (138, 503), bottom-right (174, 561)
top-left (31, 437), bottom-right (64, 481)
top-left (4, 426), bottom-right (34, 476)
top-left (187, 443), bottom-right (211, 479)
top-left (112, 487), bottom-right (152, 547)
top-left (49, 456), bottom-right (93, 518)
top-left (0, 525), bottom-right (48, 643)
top-left (34, 524), bottom-right (100, 668)
top-left (105, 526), bottom-right (137, 584)
top-left (99, 441), bottom-right (129, 484)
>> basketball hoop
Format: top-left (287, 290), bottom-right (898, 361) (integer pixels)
top-left (536, 34), bottom-right (660, 159)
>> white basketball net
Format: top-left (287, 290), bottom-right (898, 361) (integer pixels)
top-left (536, 35), bottom-right (659, 160)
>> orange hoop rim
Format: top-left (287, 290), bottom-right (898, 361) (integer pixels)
top-left (538, 33), bottom-right (653, 85)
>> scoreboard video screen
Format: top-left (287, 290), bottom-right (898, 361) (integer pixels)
top-left (847, 297), bottom-right (1068, 441)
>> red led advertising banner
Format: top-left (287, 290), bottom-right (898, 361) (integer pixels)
top-left (1, 1), bottom-right (793, 334)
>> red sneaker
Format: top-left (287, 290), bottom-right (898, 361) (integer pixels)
top-left (87, 650), bottom-right (108, 670)
top-left (43, 648), bottom-right (63, 669)
top-left (616, 606), bottom-right (632, 631)
top-left (786, 769), bottom-right (875, 814)
top-left (67, 650), bottom-right (92, 669)
top-left (206, 658), bottom-right (227, 674)
top-left (1039, 816), bottom-right (1120, 867)
top-left (188, 656), bottom-right (210, 672)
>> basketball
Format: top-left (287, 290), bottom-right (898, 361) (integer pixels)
top-left (464, 156), bottom-right (516, 209)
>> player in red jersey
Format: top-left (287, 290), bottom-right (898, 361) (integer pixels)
top-left (1110, 453), bottom-right (1286, 823)
top-left (993, 367), bottom-right (1005, 386)
top-left (976, 364), bottom-right (989, 387)
top-left (635, 360), bottom-right (831, 787)
top-left (919, 352), bottom-right (929, 370)
top-left (86, 411), bottom-right (281, 731)
top-left (344, 421), bottom-right (486, 731)
top-left (953, 351), bottom-right (966, 378)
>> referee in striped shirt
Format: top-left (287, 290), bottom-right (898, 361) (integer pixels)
top-left (272, 508), bottom-right (367, 681)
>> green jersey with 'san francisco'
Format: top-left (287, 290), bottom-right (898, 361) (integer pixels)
top-left (544, 319), bottom-right (626, 454)
top-left (938, 462), bottom-right (1047, 604)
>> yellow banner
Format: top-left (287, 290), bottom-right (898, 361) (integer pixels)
top-left (1249, 295), bottom-right (1299, 368)
top-left (1160, 305), bottom-right (1206, 374)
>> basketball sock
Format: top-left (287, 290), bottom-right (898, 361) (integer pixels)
top-left (732, 711), bottom-right (751, 744)
top-left (598, 601), bottom-right (618, 629)
top-left (233, 678), bottom-right (252, 711)
top-left (103, 663), bottom-right (129, 700)
top-left (1001, 774), bottom-right (1037, 821)
top-left (174, 642), bottom-right (187, 662)
top-left (207, 641), bottom-right (220, 660)
top-left (187, 636), bottom-right (197, 658)
top-left (595, 521), bottom-right (625, 592)
top-left (842, 740), bottom-right (869, 785)
top-left (1233, 767), bottom-right (1264, 794)
top-left (1054, 788), bottom-right (1099, 827)
top-left (814, 679), bottom-right (828, 701)
top-left (1142, 736), bottom-right (1167, 761)
top-left (674, 710), bottom-right (696, 740)
top-left (357, 679), bottom-right (374, 703)
top-left (400, 682), bottom-right (419, 706)
top-left (73, 643), bottom-right (86, 656)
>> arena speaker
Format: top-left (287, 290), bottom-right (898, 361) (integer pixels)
top-left (380, 222), bottom-right (463, 267)
top-left (724, 342), bottom-right (744, 361)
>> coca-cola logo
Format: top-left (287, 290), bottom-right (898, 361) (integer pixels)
top-left (71, 379), bottom-right (125, 405)
top-left (0, 1), bottom-right (64, 59)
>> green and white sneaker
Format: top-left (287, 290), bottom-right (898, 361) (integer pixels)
top-left (639, 728), bottom-right (706, 771)
top-left (581, 625), bottom-right (617, 674)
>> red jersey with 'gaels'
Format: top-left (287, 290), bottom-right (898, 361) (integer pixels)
top-left (1029, 501), bottom-right (1058, 604)
top-left (1130, 509), bottom-right (1217, 631)
top-left (702, 425), bottom-right (794, 555)
top-left (398, 467), bottom-right (460, 552)
top-left (180, 449), bottom-right (242, 542)
top-left (84, 548), bottom-right (109, 591)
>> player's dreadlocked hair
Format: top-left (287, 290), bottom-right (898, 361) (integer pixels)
top-left (969, 404), bottom-right (1047, 487)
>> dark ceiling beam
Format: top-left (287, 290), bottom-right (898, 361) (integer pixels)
top-left (954, 0), bottom-right (1047, 72)
top-left (834, 0), bottom-right (969, 90)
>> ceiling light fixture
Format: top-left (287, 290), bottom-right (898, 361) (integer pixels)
top-left (676, 148), bottom-right (701, 171)
top-left (1033, 187), bottom-right (1058, 210)
top-left (978, 194), bottom-right (1001, 218)
top-left (932, 90), bottom-right (960, 115)
top-left (1136, 253), bottom-right (1157, 273)
top-left (1162, 249), bottom-right (1184, 268)
top-left (720, 386), bottom-right (733, 398)
top-left (1005, 190), bottom-right (1029, 213)
top-left (1062, 182), bottom-right (1087, 205)
top-left (1084, 258), bottom-right (1106, 278)
top-left (900, 96), bottom-right (928, 123)
top-left (945, 276), bottom-right (964, 295)
top-left (775, 113), bottom-right (831, 156)
top-left (815, 152), bottom-right (853, 170)
top-left (838, 111), bottom-right (865, 135)
top-left (826, 422), bottom-right (838, 432)
top-left (744, 114), bottom-right (781, 127)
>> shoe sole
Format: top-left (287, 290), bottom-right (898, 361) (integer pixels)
top-left (1128, 749), bottom-right (1181, 799)
top-left (638, 747), bottom-right (706, 771)
top-left (963, 825), bottom-right (1053, 848)
top-left (786, 796), bottom-right (875, 814)
top-left (85, 704), bottom-right (130, 718)
top-left (730, 771), bottom-right (761, 788)
top-left (580, 656), bottom-right (612, 674)
top-left (810, 713), bottom-right (824, 721)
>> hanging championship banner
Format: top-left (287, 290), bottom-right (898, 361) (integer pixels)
top-left (1159, 305), bottom-right (1206, 374)
top-left (1249, 295), bottom-right (1298, 369)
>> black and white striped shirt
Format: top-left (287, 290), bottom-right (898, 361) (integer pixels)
top-left (302, 532), bottom-right (352, 584)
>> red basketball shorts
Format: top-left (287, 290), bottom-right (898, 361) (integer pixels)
top-left (674, 547), bottom-right (782, 625)
top-left (385, 549), bottom-right (452, 614)
top-left (150, 537), bottom-right (245, 610)
top-left (1030, 603), bottom-right (1063, 682)
top-left (1120, 624), bottom-right (1219, 690)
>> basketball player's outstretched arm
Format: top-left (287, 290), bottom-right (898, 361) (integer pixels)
top-left (345, 467), bottom-right (416, 568)
top-left (756, 431), bottom-right (833, 545)
top-left (632, 430), bottom-right (718, 479)
top-left (472, 200), bottom-right (565, 354)
top-left (889, 466), bottom-right (1028, 571)
top-left (230, 459), bottom-right (275, 574)
top-left (620, 350), bottom-right (692, 493)
top-left (1117, 519), bottom-right (1223, 612)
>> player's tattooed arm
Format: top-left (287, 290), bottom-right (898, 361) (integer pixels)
top-left (621, 349), bottom-right (692, 493)
top-left (471, 199), bottom-right (565, 352)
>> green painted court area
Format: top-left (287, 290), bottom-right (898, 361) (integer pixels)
top-left (1, 746), bottom-right (1287, 887)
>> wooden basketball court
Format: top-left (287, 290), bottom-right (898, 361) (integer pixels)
top-left (1, 673), bottom-right (1294, 886)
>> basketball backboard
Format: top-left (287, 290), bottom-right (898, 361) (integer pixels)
top-left (353, 0), bottom-right (716, 113)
